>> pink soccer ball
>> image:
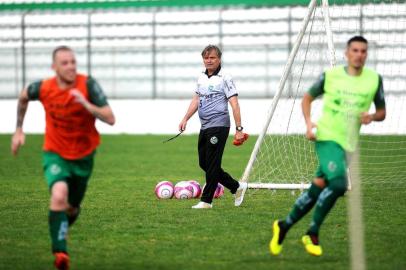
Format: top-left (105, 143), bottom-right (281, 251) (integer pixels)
top-left (174, 181), bottom-right (194, 199)
top-left (202, 183), bottom-right (225, 199)
top-left (188, 180), bottom-right (202, 198)
top-left (155, 181), bottom-right (174, 199)
top-left (214, 183), bottom-right (224, 198)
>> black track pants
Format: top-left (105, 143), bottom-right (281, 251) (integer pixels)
top-left (198, 127), bottom-right (239, 204)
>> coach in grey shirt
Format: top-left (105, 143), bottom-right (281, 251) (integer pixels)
top-left (179, 45), bottom-right (248, 209)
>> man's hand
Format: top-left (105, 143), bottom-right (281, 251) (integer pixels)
top-left (305, 122), bottom-right (317, 141)
top-left (235, 130), bottom-right (244, 141)
top-left (360, 112), bottom-right (373, 125)
top-left (70, 89), bottom-right (89, 108)
top-left (233, 132), bottom-right (249, 146)
top-left (11, 128), bottom-right (25, 156)
top-left (70, 89), bottom-right (115, 125)
top-left (178, 119), bottom-right (187, 132)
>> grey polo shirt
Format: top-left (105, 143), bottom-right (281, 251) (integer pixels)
top-left (195, 67), bottom-right (238, 130)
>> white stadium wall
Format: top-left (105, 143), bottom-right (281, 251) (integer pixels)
top-left (0, 96), bottom-right (403, 135)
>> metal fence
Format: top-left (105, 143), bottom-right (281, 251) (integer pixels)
top-left (0, 3), bottom-right (405, 98)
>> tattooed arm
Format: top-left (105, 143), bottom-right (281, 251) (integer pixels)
top-left (11, 89), bottom-right (29, 156)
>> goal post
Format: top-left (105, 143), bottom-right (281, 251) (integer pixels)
top-left (241, 0), bottom-right (406, 191)
top-left (241, 0), bottom-right (340, 192)
top-left (321, 0), bottom-right (337, 67)
top-left (241, 0), bottom-right (318, 189)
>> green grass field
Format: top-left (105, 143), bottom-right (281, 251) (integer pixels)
top-left (0, 134), bottom-right (405, 270)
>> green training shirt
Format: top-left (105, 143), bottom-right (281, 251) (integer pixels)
top-left (308, 66), bottom-right (385, 152)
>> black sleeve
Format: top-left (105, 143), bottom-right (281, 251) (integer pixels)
top-left (307, 73), bottom-right (325, 98)
top-left (87, 77), bottom-right (108, 107)
top-left (27, 81), bottom-right (42, 100)
top-left (373, 75), bottom-right (385, 109)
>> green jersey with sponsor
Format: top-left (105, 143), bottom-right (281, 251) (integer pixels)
top-left (308, 66), bottom-right (385, 152)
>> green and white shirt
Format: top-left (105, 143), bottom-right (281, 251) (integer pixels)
top-left (195, 66), bottom-right (238, 130)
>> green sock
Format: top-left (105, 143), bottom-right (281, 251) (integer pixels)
top-left (283, 183), bottom-right (323, 230)
top-left (49, 210), bottom-right (69, 253)
top-left (309, 178), bottom-right (346, 235)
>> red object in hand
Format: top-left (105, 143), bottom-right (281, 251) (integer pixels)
top-left (233, 133), bottom-right (249, 146)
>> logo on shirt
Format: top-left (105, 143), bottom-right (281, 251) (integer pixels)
top-left (210, 136), bottom-right (218, 144)
top-left (208, 85), bottom-right (214, 91)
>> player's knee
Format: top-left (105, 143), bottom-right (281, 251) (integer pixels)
top-left (50, 182), bottom-right (68, 209)
top-left (313, 177), bottom-right (326, 189)
top-left (51, 193), bottom-right (68, 209)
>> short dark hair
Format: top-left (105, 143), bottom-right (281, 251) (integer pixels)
top-left (201, 45), bottom-right (222, 58)
top-left (52, 45), bottom-right (73, 62)
top-left (347, 36), bottom-right (368, 47)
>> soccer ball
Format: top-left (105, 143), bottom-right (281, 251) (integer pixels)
top-left (174, 181), bottom-right (194, 199)
top-left (188, 180), bottom-right (202, 198)
top-left (155, 181), bottom-right (174, 199)
top-left (202, 183), bottom-right (225, 199)
top-left (214, 183), bottom-right (224, 198)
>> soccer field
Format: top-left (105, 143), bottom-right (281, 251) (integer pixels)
top-left (0, 134), bottom-right (405, 270)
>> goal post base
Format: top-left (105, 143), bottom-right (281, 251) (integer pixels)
top-left (248, 183), bottom-right (311, 190)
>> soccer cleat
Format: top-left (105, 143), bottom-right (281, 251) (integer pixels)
top-left (192, 201), bottom-right (212, 209)
top-left (269, 220), bottom-right (285, 256)
top-left (233, 133), bottom-right (249, 146)
top-left (302, 234), bottom-right (323, 256)
top-left (234, 182), bottom-right (248, 206)
top-left (54, 252), bottom-right (70, 270)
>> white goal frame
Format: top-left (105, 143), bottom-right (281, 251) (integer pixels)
top-left (241, 0), bottom-right (338, 191)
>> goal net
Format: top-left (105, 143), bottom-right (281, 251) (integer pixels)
top-left (241, 0), bottom-right (406, 190)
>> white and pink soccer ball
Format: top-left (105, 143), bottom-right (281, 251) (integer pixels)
top-left (174, 181), bottom-right (194, 199)
top-left (188, 180), bottom-right (202, 198)
top-left (156, 180), bottom-right (213, 200)
top-left (202, 183), bottom-right (224, 198)
top-left (214, 183), bottom-right (224, 198)
top-left (155, 181), bottom-right (174, 199)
